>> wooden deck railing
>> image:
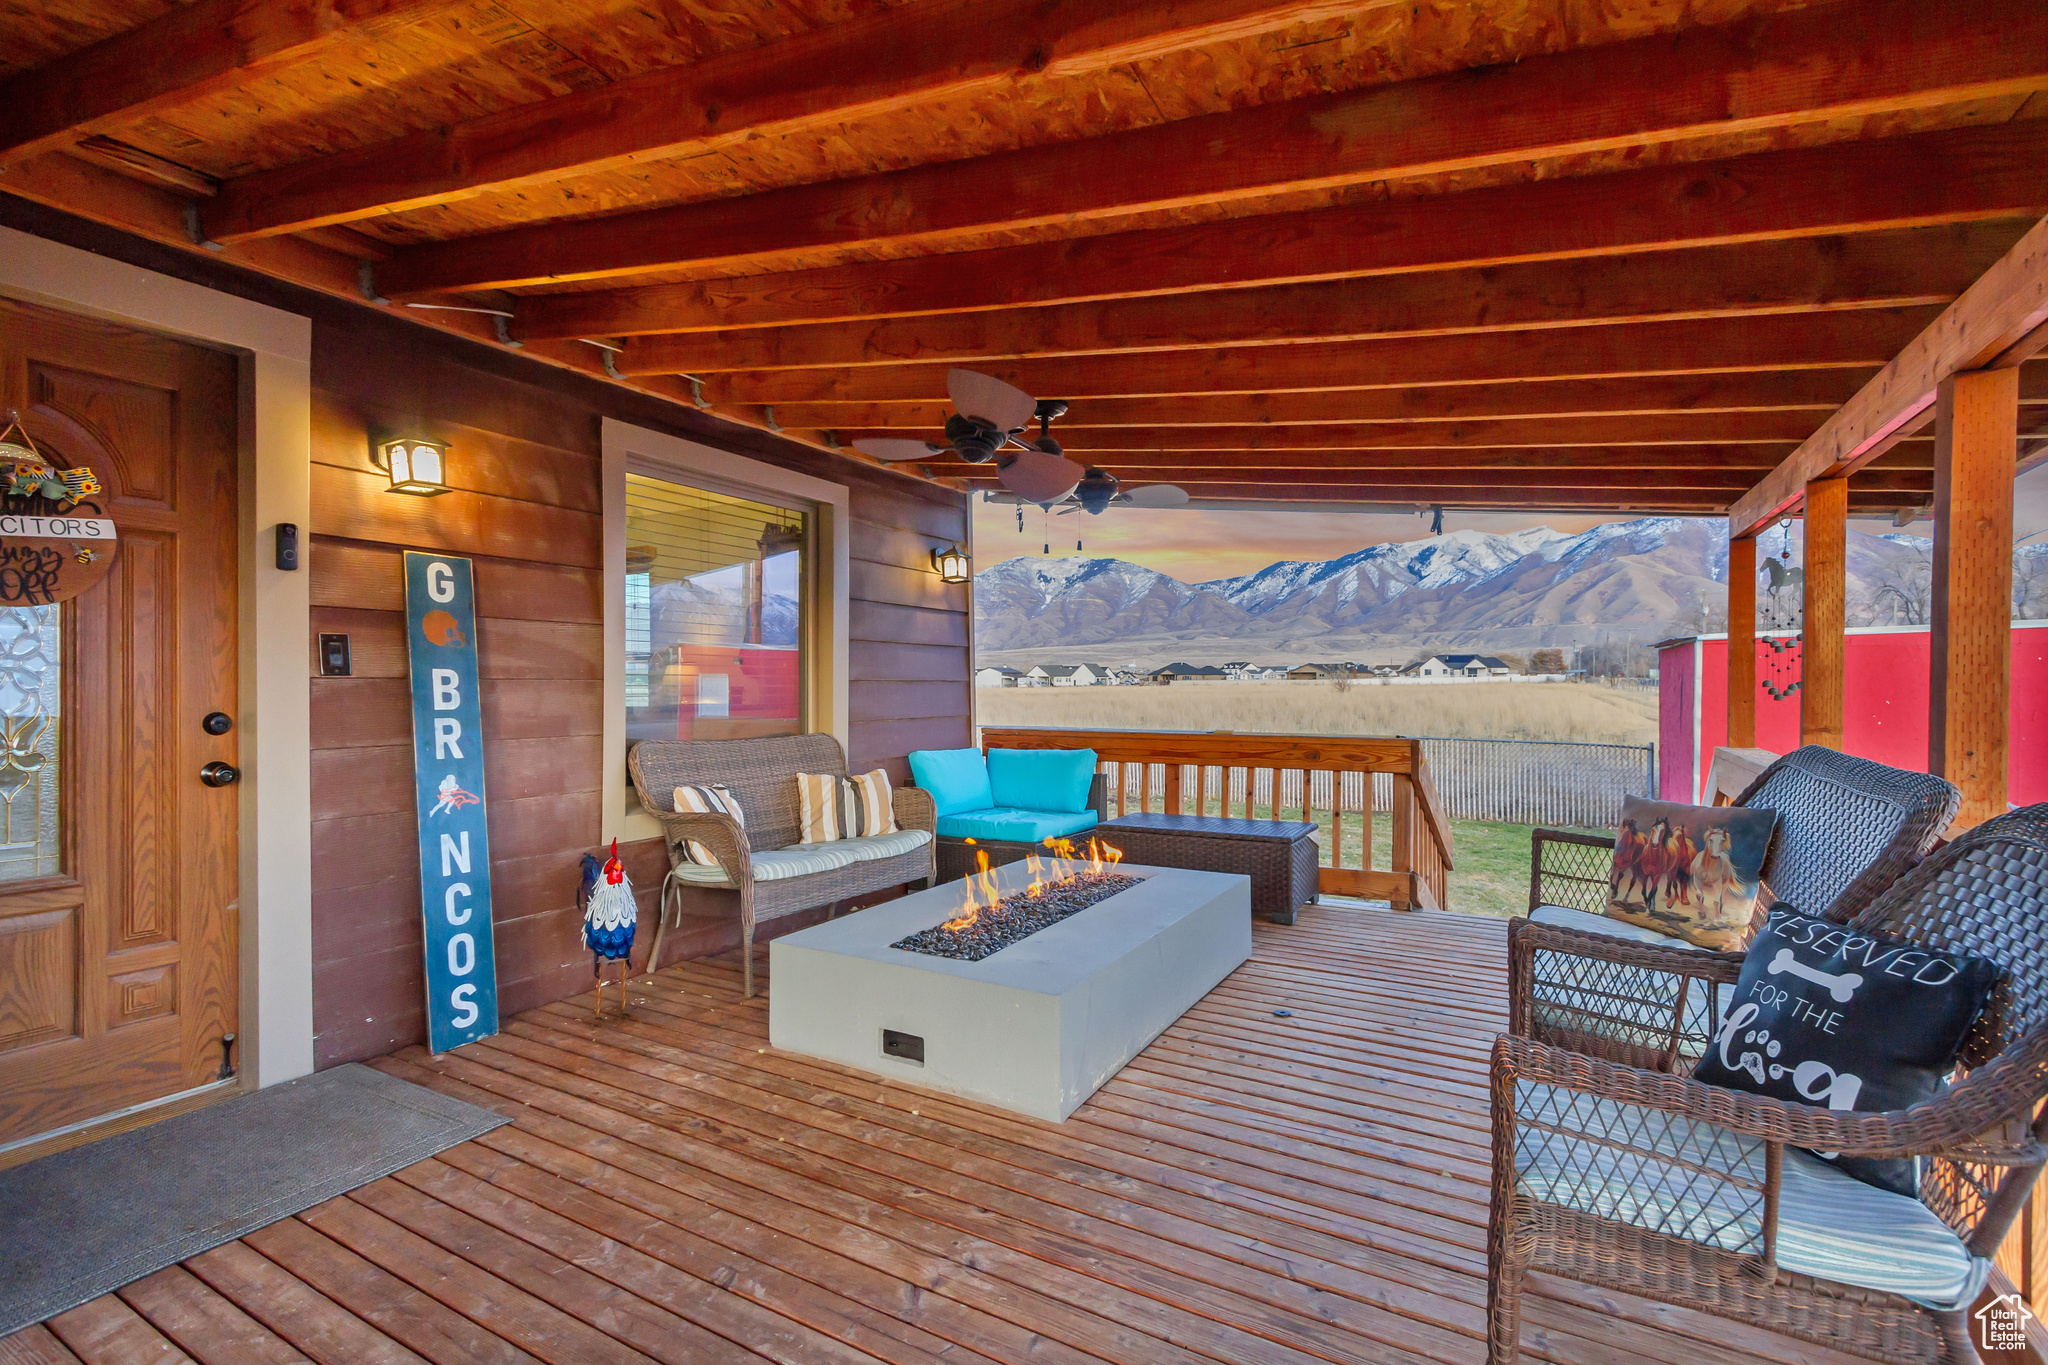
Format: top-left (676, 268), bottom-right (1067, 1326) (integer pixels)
top-left (980, 727), bottom-right (1454, 911)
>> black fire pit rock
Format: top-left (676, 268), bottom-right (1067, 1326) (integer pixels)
top-left (891, 871), bottom-right (1140, 962)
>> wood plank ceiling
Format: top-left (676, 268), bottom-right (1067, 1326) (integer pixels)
top-left (4, 0), bottom-right (2047, 515)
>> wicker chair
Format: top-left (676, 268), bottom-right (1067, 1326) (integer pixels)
top-left (1515, 746), bottom-right (1960, 1069)
top-left (1491, 806), bottom-right (2048, 1365)
top-left (628, 734), bottom-right (936, 996)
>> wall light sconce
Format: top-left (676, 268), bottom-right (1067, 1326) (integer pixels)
top-left (371, 435), bottom-right (453, 497)
top-left (930, 543), bottom-right (971, 583)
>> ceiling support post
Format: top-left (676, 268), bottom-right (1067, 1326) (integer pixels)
top-left (1930, 368), bottom-right (2019, 830)
top-left (1728, 532), bottom-right (1758, 750)
top-left (1800, 477), bottom-right (1848, 750)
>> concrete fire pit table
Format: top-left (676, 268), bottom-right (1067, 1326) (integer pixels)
top-left (768, 860), bottom-right (1252, 1120)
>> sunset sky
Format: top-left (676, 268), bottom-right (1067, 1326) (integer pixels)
top-left (970, 465), bottom-right (2048, 582)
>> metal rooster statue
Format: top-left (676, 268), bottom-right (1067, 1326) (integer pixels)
top-left (578, 839), bottom-right (637, 1018)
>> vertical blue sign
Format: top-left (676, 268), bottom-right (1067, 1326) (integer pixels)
top-left (403, 551), bottom-right (498, 1052)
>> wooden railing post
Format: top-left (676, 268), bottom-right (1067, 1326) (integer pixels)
top-left (1801, 476), bottom-right (1848, 750)
top-left (1390, 775), bottom-right (1416, 911)
top-left (1729, 532), bottom-right (1758, 750)
top-left (1931, 367), bottom-right (2019, 831)
top-left (1359, 775), bottom-right (1373, 873)
top-left (1164, 762), bottom-right (1181, 815)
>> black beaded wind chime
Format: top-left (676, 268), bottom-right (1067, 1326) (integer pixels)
top-left (1759, 516), bottom-right (1803, 700)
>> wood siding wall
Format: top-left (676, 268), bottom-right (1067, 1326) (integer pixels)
top-left (0, 190), bottom-right (976, 1074)
top-left (304, 316), bottom-right (970, 1067)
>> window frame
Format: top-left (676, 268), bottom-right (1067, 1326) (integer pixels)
top-left (601, 419), bottom-right (849, 845)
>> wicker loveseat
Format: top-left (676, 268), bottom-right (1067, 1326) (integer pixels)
top-left (1513, 746), bottom-right (1960, 1070)
top-left (629, 734), bottom-right (936, 995)
top-left (1490, 806), bottom-right (2048, 1364)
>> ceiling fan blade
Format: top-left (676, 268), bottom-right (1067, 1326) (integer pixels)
top-left (947, 369), bottom-right (1037, 434)
top-left (1117, 483), bottom-right (1190, 508)
top-left (852, 438), bottom-right (943, 462)
top-left (998, 448), bottom-right (1085, 504)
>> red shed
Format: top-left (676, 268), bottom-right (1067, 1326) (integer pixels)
top-left (1658, 622), bottom-right (2048, 806)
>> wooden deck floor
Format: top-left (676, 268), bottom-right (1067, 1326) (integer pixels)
top-left (6, 905), bottom-right (1876, 1365)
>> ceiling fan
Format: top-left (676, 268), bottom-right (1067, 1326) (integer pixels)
top-left (850, 369), bottom-right (1179, 510)
top-left (982, 466), bottom-right (1190, 514)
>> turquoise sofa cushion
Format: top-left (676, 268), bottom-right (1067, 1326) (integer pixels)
top-left (908, 747), bottom-right (994, 817)
top-left (934, 808), bottom-right (1100, 842)
top-left (987, 747), bottom-right (1098, 813)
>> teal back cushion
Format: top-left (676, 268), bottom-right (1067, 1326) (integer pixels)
top-left (907, 747), bottom-right (993, 817)
top-left (987, 747), bottom-right (1098, 814)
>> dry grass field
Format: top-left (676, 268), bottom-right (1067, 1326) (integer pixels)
top-left (977, 679), bottom-right (1659, 745)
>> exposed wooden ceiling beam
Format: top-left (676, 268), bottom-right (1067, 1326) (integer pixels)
top-left (0, 150), bottom-right (865, 481)
top-left (963, 482), bottom-right (1918, 511)
top-left (930, 444), bottom-right (1945, 472)
top-left (855, 412), bottom-right (1822, 451)
top-left (1730, 215), bottom-right (2048, 534)
top-left (706, 309), bottom-right (1941, 404)
top-left (921, 445), bottom-right (1802, 472)
top-left (961, 467), bottom-right (1935, 495)
top-left (66, 137), bottom-right (219, 198)
top-left (776, 372), bottom-right (1870, 432)
top-left (197, 0), bottom-right (1382, 242)
top-left (959, 467), bottom-right (1789, 490)
top-left (503, 121), bottom-right (2048, 334)
top-left (0, 0), bottom-right (450, 163)
top-left (621, 224), bottom-right (2014, 374)
top-left (371, 0), bottom-right (2048, 297)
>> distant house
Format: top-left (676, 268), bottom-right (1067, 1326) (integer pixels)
top-left (1029, 663), bottom-right (1108, 686)
top-left (1286, 662), bottom-right (1364, 681)
top-left (1403, 653), bottom-right (1513, 678)
top-left (1145, 662), bottom-right (1227, 684)
top-left (975, 666), bottom-right (1023, 688)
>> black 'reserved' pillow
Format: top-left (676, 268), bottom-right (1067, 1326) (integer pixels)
top-left (1693, 905), bottom-right (2003, 1195)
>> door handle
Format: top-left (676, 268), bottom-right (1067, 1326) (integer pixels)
top-left (200, 761), bottom-right (240, 787)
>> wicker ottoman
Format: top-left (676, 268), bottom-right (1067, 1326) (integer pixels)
top-left (1096, 813), bottom-right (1319, 924)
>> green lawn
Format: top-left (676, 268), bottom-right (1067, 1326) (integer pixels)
top-left (1436, 819), bottom-right (1599, 918)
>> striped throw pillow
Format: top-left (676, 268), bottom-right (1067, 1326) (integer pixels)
top-left (671, 783), bottom-right (745, 866)
top-left (796, 769), bottom-right (898, 843)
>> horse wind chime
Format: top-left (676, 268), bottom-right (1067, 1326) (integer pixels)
top-left (578, 840), bottom-right (637, 1018)
top-left (1759, 517), bottom-right (1804, 701)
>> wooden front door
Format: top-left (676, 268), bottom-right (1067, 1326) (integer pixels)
top-left (0, 297), bottom-right (240, 1148)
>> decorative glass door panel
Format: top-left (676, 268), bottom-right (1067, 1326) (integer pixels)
top-left (0, 605), bottom-right (60, 883)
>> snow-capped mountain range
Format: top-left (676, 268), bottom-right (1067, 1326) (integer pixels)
top-left (973, 517), bottom-right (1987, 664)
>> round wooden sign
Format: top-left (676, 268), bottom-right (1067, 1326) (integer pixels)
top-left (0, 490), bottom-right (118, 606)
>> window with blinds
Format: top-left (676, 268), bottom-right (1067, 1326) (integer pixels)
top-left (623, 473), bottom-right (809, 758)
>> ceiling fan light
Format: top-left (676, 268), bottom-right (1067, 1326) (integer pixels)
top-left (1075, 467), bottom-right (1119, 515)
top-left (943, 413), bottom-right (1002, 462)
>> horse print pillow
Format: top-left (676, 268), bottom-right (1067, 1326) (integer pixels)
top-left (1604, 796), bottom-right (1777, 949)
top-left (1693, 906), bottom-right (2002, 1194)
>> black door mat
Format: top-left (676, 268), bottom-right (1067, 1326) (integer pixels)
top-left (0, 1062), bottom-right (508, 1336)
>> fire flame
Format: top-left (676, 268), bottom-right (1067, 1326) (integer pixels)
top-left (936, 837), bottom-right (1125, 933)
top-left (942, 847), bottom-right (1000, 931)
